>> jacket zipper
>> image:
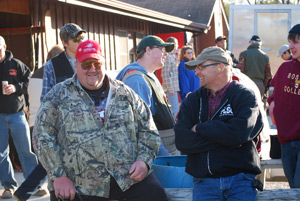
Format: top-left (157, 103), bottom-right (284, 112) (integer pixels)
top-left (206, 99), bottom-right (229, 175)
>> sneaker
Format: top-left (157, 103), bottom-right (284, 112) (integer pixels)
top-left (2, 187), bottom-right (13, 199)
top-left (32, 189), bottom-right (47, 197)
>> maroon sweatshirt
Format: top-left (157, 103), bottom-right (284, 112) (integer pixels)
top-left (268, 58), bottom-right (300, 143)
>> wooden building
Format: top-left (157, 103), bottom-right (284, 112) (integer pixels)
top-left (0, 0), bottom-right (209, 72)
top-left (118, 0), bottom-right (229, 55)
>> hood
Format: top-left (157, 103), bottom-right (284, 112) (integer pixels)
top-left (247, 43), bottom-right (261, 50)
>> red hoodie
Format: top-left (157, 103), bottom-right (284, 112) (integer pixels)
top-left (268, 58), bottom-right (300, 143)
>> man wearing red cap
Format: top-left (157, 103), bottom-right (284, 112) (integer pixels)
top-left (33, 40), bottom-right (167, 201)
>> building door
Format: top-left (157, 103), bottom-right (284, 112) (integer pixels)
top-left (255, 10), bottom-right (290, 74)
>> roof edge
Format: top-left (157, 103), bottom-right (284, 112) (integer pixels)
top-left (59, 0), bottom-right (209, 32)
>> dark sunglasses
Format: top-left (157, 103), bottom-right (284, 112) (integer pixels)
top-left (72, 36), bottom-right (84, 43)
top-left (80, 61), bottom-right (102, 71)
top-left (197, 62), bottom-right (221, 70)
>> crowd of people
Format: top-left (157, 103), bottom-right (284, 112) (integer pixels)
top-left (0, 22), bottom-right (299, 201)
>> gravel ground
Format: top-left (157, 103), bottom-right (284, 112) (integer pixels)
top-left (265, 181), bottom-right (290, 190)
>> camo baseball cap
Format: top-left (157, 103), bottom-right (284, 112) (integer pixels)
top-left (60, 23), bottom-right (86, 42)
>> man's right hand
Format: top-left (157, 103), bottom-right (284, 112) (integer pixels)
top-left (53, 176), bottom-right (77, 200)
top-left (269, 101), bottom-right (276, 126)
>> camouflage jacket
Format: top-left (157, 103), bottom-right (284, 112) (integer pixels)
top-left (33, 75), bottom-right (160, 197)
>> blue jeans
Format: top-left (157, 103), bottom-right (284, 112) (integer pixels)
top-left (166, 91), bottom-right (180, 120)
top-left (281, 140), bottom-right (300, 188)
top-left (0, 112), bottom-right (38, 189)
top-left (193, 173), bottom-right (257, 201)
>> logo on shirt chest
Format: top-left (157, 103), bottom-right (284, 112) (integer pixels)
top-left (8, 69), bottom-right (17, 76)
top-left (219, 104), bottom-right (234, 117)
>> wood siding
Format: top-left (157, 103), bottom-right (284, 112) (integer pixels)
top-left (30, 0), bottom-right (182, 71)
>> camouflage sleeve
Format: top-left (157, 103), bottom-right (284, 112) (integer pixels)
top-left (127, 87), bottom-right (160, 167)
top-left (33, 90), bottom-right (67, 182)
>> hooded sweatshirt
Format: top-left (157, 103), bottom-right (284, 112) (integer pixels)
top-left (0, 51), bottom-right (31, 114)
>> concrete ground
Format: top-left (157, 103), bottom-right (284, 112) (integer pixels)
top-left (0, 173), bottom-right (49, 201)
top-left (0, 172), bottom-right (290, 200)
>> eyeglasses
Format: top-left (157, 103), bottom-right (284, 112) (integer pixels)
top-left (152, 46), bottom-right (166, 53)
top-left (186, 51), bottom-right (193, 54)
top-left (72, 36), bottom-right (84, 43)
top-left (197, 62), bottom-right (221, 70)
top-left (80, 61), bottom-right (102, 71)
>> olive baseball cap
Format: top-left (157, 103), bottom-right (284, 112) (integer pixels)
top-left (185, 46), bottom-right (231, 70)
top-left (60, 23), bottom-right (86, 42)
top-left (137, 35), bottom-right (174, 54)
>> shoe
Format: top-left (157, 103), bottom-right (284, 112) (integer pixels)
top-left (2, 187), bottom-right (13, 199)
top-left (32, 189), bottom-right (47, 197)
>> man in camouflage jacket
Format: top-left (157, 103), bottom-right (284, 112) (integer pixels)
top-left (33, 40), bottom-right (167, 201)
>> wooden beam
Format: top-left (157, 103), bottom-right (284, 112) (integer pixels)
top-left (0, 26), bottom-right (45, 36)
top-left (0, 0), bottom-right (30, 15)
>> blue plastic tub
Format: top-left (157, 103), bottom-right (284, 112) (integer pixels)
top-left (152, 155), bottom-right (193, 188)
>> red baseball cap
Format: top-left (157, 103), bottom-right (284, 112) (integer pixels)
top-left (76, 40), bottom-right (104, 63)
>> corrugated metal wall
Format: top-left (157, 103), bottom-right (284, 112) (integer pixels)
top-left (31, 0), bottom-right (182, 71)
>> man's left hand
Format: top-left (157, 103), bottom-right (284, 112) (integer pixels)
top-left (129, 160), bottom-right (148, 182)
top-left (4, 84), bottom-right (16, 95)
top-left (191, 124), bottom-right (197, 132)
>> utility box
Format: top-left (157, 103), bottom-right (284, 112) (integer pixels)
top-left (229, 5), bottom-right (300, 75)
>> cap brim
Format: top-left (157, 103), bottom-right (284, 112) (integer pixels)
top-left (159, 43), bottom-right (174, 52)
top-left (74, 30), bottom-right (87, 37)
top-left (184, 59), bottom-right (203, 70)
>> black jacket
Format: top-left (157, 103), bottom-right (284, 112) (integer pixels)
top-left (0, 51), bottom-right (31, 114)
top-left (174, 81), bottom-right (263, 178)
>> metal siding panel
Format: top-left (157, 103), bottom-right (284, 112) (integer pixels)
top-left (109, 14), bottom-right (116, 71)
top-left (103, 13), bottom-right (110, 71)
top-left (63, 5), bottom-right (70, 24)
top-left (88, 10), bottom-right (94, 40)
top-left (93, 12), bottom-right (100, 42)
top-left (98, 12), bottom-right (105, 68)
top-left (76, 7), bottom-right (83, 28)
top-left (81, 8), bottom-right (89, 36)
